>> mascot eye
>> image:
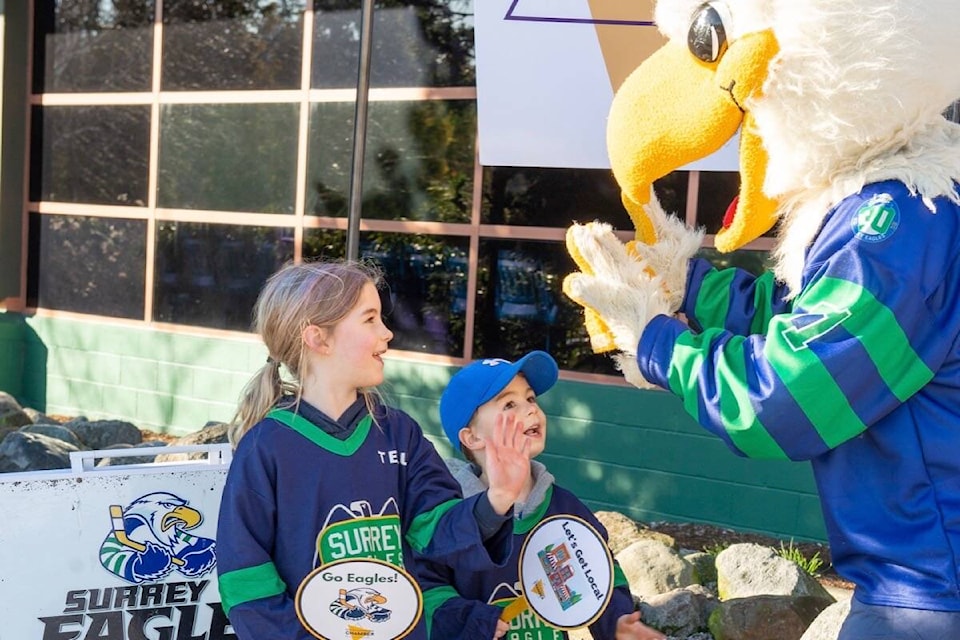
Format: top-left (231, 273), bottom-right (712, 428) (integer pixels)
top-left (688, 2), bottom-right (728, 63)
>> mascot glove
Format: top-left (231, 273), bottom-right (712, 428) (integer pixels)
top-left (564, 222), bottom-right (673, 389)
top-left (625, 189), bottom-right (704, 311)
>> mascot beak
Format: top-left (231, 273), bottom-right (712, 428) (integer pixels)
top-left (607, 25), bottom-right (780, 252)
top-left (161, 505), bottom-right (202, 531)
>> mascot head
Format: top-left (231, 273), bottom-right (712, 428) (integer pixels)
top-left (610, 0), bottom-right (960, 292)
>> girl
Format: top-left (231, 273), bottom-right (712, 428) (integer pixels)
top-left (216, 260), bottom-right (530, 639)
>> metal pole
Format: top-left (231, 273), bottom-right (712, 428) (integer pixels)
top-left (346, 0), bottom-right (375, 261)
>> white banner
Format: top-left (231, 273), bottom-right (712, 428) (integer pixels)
top-left (476, 0), bottom-right (739, 171)
top-left (0, 446), bottom-right (232, 640)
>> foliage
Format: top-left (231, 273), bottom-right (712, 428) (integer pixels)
top-left (776, 539), bottom-right (824, 576)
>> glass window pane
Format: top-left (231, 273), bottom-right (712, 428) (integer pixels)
top-left (158, 103), bottom-right (299, 213)
top-left (475, 239), bottom-right (617, 375)
top-left (306, 102), bottom-right (355, 217)
top-left (30, 105), bottom-right (150, 206)
top-left (26, 214), bottom-right (146, 318)
top-left (311, 2), bottom-right (361, 89)
top-left (307, 100), bottom-right (476, 221)
top-left (162, 0), bottom-right (307, 91)
top-left (303, 230), bottom-right (468, 356)
top-left (481, 167), bottom-right (686, 229)
top-left (33, 0), bottom-right (154, 93)
top-left (154, 222), bottom-right (294, 330)
top-left (312, 1), bottom-right (475, 89)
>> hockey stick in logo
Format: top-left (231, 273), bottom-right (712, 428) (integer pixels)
top-left (109, 504), bottom-right (185, 566)
top-left (499, 595), bottom-right (529, 623)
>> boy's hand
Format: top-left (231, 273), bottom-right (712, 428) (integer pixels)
top-left (616, 611), bottom-right (666, 640)
top-left (493, 618), bottom-right (509, 639)
top-left (484, 413), bottom-right (531, 515)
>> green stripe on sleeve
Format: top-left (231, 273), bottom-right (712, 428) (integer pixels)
top-left (670, 330), bottom-right (787, 458)
top-left (693, 268), bottom-right (781, 334)
top-left (715, 334), bottom-right (787, 458)
top-left (405, 499), bottom-right (461, 553)
top-left (218, 561), bottom-right (286, 616)
top-left (808, 277), bottom-right (934, 402)
top-left (769, 276), bottom-right (933, 447)
top-left (422, 585), bottom-right (459, 638)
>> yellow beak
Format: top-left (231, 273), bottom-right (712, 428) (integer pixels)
top-left (607, 30), bottom-right (780, 251)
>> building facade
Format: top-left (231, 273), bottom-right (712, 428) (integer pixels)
top-left (0, 1), bottom-right (828, 541)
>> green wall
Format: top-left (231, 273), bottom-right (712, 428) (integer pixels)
top-left (0, 313), bottom-right (826, 542)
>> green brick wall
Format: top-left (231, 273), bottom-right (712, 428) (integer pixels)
top-left (0, 312), bottom-right (826, 542)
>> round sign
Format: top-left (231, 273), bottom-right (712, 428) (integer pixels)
top-left (517, 515), bottom-right (614, 630)
top-left (295, 558), bottom-right (422, 640)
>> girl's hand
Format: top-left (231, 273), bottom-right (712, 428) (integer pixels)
top-left (493, 618), bottom-right (509, 639)
top-left (616, 611), bottom-right (666, 640)
top-left (484, 412), bottom-right (531, 515)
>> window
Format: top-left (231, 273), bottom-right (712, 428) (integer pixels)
top-left (26, 0), bottom-right (763, 376)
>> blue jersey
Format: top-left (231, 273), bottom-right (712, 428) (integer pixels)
top-left (639, 180), bottom-right (960, 610)
top-left (216, 402), bottom-right (511, 639)
top-left (417, 463), bottom-right (633, 639)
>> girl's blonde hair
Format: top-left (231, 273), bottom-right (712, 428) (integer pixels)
top-left (229, 259), bottom-right (385, 445)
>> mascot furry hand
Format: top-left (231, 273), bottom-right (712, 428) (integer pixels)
top-left (566, 0), bottom-right (960, 623)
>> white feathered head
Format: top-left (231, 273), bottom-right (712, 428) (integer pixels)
top-left (609, 0), bottom-right (960, 292)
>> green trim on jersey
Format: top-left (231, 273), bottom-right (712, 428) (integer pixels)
top-left (266, 409), bottom-right (372, 456)
top-left (514, 485), bottom-right (554, 535)
top-left (614, 564), bottom-right (628, 589)
top-left (422, 585), bottom-right (459, 637)
top-left (694, 267), bottom-right (783, 335)
top-left (406, 498), bottom-right (461, 553)
top-left (218, 561), bottom-right (286, 616)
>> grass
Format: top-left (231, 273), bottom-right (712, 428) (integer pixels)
top-left (777, 539), bottom-right (824, 576)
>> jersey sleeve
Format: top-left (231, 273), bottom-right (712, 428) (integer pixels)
top-left (216, 440), bottom-right (312, 640)
top-left (682, 257), bottom-right (792, 335)
top-left (417, 558), bottom-right (503, 640)
top-left (639, 191), bottom-right (950, 461)
top-left (397, 410), bottom-right (513, 571)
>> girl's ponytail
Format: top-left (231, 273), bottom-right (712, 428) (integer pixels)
top-left (228, 359), bottom-right (295, 446)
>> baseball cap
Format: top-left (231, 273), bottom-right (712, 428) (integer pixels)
top-left (440, 350), bottom-right (559, 450)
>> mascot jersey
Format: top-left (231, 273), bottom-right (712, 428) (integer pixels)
top-left (638, 180), bottom-right (960, 611)
top-left (216, 399), bottom-right (511, 639)
top-left (417, 459), bottom-right (633, 640)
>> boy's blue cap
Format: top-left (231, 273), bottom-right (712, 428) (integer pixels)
top-left (440, 351), bottom-right (559, 450)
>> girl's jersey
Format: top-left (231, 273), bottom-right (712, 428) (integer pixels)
top-left (418, 465), bottom-right (633, 640)
top-left (639, 180), bottom-right (960, 610)
top-left (216, 403), bottom-right (510, 639)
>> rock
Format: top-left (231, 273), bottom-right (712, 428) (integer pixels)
top-left (0, 431), bottom-right (79, 471)
top-left (716, 543), bottom-right (834, 603)
top-left (19, 423), bottom-right (84, 449)
top-left (597, 510), bottom-right (676, 554)
top-left (65, 418), bottom-right (143, 450)
top-left (709, 594), bottom-right (832, 640)
top-left (639, 585), bottom-right (718, 637)
top-left (800, 599), bottom-right (851, 640)
top-left (0, 391), bottom-right (32, 438)
top-left (617, 538), bottom-right (699, 599)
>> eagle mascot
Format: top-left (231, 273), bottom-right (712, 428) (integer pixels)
top-left (563, 0), bottom-right (960, 637)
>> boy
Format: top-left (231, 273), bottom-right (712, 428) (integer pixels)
top-left (416, 351), bottom-right (665, 640)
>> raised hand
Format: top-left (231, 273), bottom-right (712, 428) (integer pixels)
top-left (563, 221), bottom-right (673, 388)
top-left (483, 412), bottom-right (531, 516)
